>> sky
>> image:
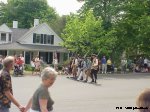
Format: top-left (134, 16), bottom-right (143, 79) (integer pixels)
top-left (0, 0), bottom-right (84, 16)
top-left (48, 0), bottom-right (84, 15)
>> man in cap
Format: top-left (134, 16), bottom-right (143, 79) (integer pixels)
top-left (91, 54), bottom-right (99, 83)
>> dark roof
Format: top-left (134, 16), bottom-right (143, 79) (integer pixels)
top-left (0, 42), bottom-right (68, 52)
top-left (10, 28), bottom-right (29, 42)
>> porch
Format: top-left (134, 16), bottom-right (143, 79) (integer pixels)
top-left (0, 42), bottom-right (68, 64)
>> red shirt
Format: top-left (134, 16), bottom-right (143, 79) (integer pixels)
top-left (15, 58), bottom-right (23, 65)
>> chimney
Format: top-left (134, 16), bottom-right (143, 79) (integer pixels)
top-left (13, 21), bottom-right (18, 28)
top-left (34, 19), bottom-right (39, 27)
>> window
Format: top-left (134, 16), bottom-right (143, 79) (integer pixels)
top-left (1, 33), bottom-right (6, 41)
top-left (9, 34), bottom-right (11, 42)
top-left (36, 34), bottom-right (41, 43)
top-left (33, 33), bottom-right (41, 44)
top-left (33, 33), bottom-right (54, 44)
top-left (47, 35), bottom-right (51, 44)
top-left (47, 35), bottom-right (54, 44)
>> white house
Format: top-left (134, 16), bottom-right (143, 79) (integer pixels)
top-left (0, 19), bottom-right (68, 64)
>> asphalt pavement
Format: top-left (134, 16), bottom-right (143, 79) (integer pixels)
top-left (10, 73), bottom-right (150, 112)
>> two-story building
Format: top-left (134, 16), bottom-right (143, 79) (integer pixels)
top-left (0, 19), bottom-right (68, 64)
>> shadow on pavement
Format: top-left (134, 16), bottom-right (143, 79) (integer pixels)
top-left (66, 76), bottom-right (102, 86)
top-left (98, 73), bottom-right (150, 80)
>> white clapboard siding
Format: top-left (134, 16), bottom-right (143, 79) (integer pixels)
top-left (18, 23), bottom-right (63, 46)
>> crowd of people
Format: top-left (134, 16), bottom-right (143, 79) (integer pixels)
top-left (63, 54), bottom-right (115, 83)
top-left (0, 55), bottom-right (150, 112)
top-left (120, 57), bottom-right (150, 73)
top-left (62, 55), bottom-right (150, 83)
top-left (1, 53), bottom-right (149, 77)
top-left (30, 55), bottom-right (58, 76)
top-left (30, 55), bottom-right (46, 76)
top-left (0, 54), bottom-right (25, 76)
top-left (0, 54), bottom-right (49, 77)
top-left (133, 57), bottom-right (150, 73)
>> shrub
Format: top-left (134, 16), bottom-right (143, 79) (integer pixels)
top-left (49, 64), bottom-right (63, 71)
top-left (49, 64), bottom-right (54, 68)
top-left (62, 60), bottom-right (70, 66)
top-left (24, 64), bottom-right (32, 71)
top-left (57, 64), bottom-right (63, 70)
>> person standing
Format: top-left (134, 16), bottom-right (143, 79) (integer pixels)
top-left (76, 56), bottom-right (82, 78)
top-left (84, 57), bottom-right (92, 82)
top-left (20, 54), bottom-right (25, 74)
top-left (53, 58), bottom-right (58, 71)
top-left (0, 56), bottom-right (24, 112)
top-left (71, 56), bottom-right (78, 78)
top-left (34, 55), bottom-right (41, 75)
top-left (77, 57), bottom-right (86, 81)
top-left (91, 54), bottom-right (99, 83)
top-left (121, 58), bottom-right (127, 74)
top-left (107, 58), bottom-right (112, 73)
top-left (24, 67), bottom-right (57, 112)
top-left (40, 57), bottom-right (45, 71)
top-left (137, 57), bottom-right (144, 71)
top-left (101, 56), bottom-right (107, 74)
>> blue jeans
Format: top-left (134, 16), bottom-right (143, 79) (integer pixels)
top-left (0, 108), bottom-right (9, 112)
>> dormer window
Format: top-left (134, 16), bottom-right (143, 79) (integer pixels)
top-left (33, 33), bottom-right (54, 44)
top-left (1, 33), bottom-right (6, 41)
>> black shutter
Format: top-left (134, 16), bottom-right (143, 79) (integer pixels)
top-left (51, 35), bottom-right (54, 44)
top-left (41, 34), bottom-right (43, 44)
top-left (44, 34), bottom-right (47, 44)
top-left (33, 33), bottom-right (36, 43)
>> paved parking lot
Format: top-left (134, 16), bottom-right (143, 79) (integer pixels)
top-left (10, 73), bottom-right (150, 112)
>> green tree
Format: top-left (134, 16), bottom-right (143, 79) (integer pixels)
top-left (62, 10), bottom-right (117, 56)
top-left (78, 0), bottom-right (125, 30)
top-left (76, 0), bottom-right (150, 63)
top-left (116, 0), bottom-right (150, 56)
top-left (0, 0), bottom-right (57, 28)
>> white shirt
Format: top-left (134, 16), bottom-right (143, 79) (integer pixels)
top-left (31, 61), bottom-right (35, 67)
top-left (74, 58), bottom-right (78, 66)
top-left (144, 58), bottom-right (148, 64)
top-left (53, 59), bottom-right (58, 65)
